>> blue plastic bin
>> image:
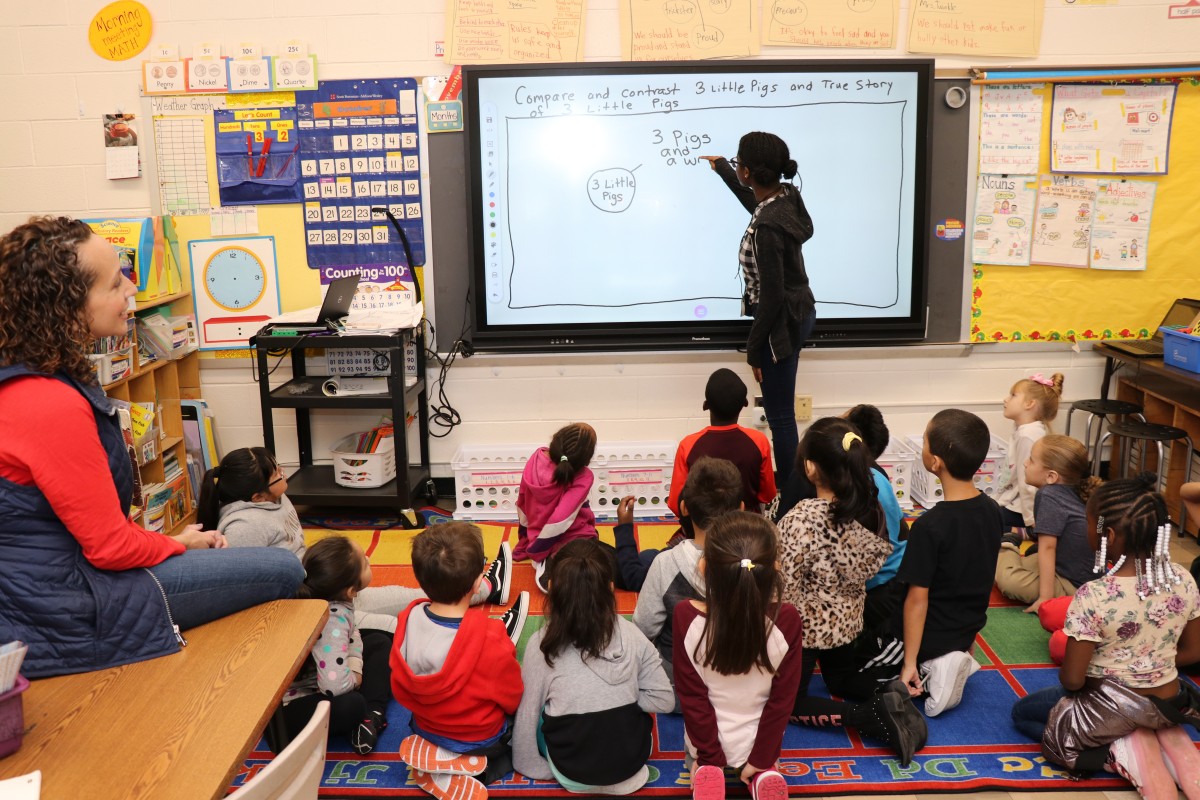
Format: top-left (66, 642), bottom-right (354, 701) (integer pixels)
top-left (1161, 326), bottom-right (1200, 374)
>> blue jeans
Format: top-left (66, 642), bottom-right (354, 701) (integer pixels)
top-left (146, 547), bottom-right (304, 631)
top-left (759, 311), bottom-right (815, 484)
top-left (1011, 685), bottom-right (1067, 741)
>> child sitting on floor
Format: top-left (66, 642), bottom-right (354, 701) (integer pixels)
top-left (514, 538), bottom-right (674, 794)
top-left (634, 457), bottom-right (744, 685)
top-left (1014, 474), bottom-right (1200, 800)
top-left (859, 409), bottom-right (1003, 717)
top-left (515, 422), bottom-right (599, 593)
top-left (777, 416), bottom-right (925, 766)
top-left (391, 521), bottom-right (524, 800)
top-left (674, 511), bottom-right (803, 800)
top-left (996, 373), bottom-right (1064, 530)
top-left (197, 447), bottom-right (302, 554)
top-left (995, 434), bottom-right (1101, 615)
top-left (278, 536), bottom-right (392, 755)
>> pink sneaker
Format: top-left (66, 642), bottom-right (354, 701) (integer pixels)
top-left (750, 769), bottom-right (788, 800)
top-left (1155, 725), bottom-right (1200, 800)
top-left (1108, 728), bottom-right (1178, 800)
top-left (691, 764), bottom-right (726, 800)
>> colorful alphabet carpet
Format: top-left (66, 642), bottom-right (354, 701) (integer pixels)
top-left (230, 509), bottom-right (1186, 797)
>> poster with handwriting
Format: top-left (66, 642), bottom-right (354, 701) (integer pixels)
top-left (1050, 84), bottom-right (1176, 175)
top-left (907, 0), bottom-right (1042, 57)
top-left (1031, 177), bottom-right (1097, 268)
top-left (763, 0), bottom-right (897, 49)
top-left (972, 174), bottom-right (1036, 266)
top-left (979, 84), bottom-right (1042, 174)
top-left (446, 0), bottom-right (584, 64)
top-left (1090, 178), bottom-right (1155, 271)
top-left (620, 0), bottom-right (757, 60)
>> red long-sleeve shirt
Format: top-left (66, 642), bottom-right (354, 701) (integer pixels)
top-left (0, 375), bottom-right (184, 570)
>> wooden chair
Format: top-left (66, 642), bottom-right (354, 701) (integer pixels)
top-left (235, 701), bottom-right (329, 800)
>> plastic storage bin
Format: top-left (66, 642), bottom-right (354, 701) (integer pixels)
top-left (1162, 326), bottom-right (1200, 374)
top-left (877, 436), bottom-right (918, 511)
top-left (331, 432), bottom-right (396, 488)
top-left (452, 444), bottom-right (535, 520)
top-left (89, 347), bottom-right (133, 386)
top-left (906, 433), bottom-right (1007, 508)
top-left (452, 441), bottom-right (675, 521)
top-left (0, 674), bottom-right (29, 759)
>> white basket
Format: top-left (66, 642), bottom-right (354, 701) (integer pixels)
top-left (452, 441), bottom-right (676, 521)
top-left (906, 433), bottom-right (1007, 508)
top-left (452, 444), bottom-right (535, 520)
top-left (877, 436), bottom-right (918, 511)
top-left (331, 433), bottom-right (396, 489)
top-left (89, 347), bottom-right (133, 386)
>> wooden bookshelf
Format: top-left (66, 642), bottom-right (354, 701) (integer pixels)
top-left (100, 291), bottom-right (199, 537)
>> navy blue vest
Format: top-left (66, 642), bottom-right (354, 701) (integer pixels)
top-left (0, 365), bottom-right (178, 677)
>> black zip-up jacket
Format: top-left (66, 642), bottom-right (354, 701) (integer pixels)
top-left (714, 158), bottom-right (815, 367)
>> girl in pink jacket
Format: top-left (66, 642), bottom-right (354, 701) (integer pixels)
top-left (515, 423), bottom-right (599, 592)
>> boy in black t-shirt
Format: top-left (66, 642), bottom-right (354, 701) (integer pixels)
top-left (894, 409), bottom-right (1003, 717)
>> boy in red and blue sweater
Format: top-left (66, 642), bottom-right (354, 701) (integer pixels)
top-left (391, 522), bottom-right (523, 800)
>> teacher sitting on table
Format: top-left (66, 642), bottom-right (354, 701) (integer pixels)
top-left (702, 131), bottom-right (815, 484)
top-left (0, 216), bottom-right (304, 678)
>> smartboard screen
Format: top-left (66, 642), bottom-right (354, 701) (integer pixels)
top-left (463, 60), bottom-right (933, 352)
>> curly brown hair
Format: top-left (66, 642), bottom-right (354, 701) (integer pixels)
top-left (0, 216), bottom-right (99, 384)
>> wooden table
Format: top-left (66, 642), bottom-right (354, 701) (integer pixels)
top-left (0, 599), bottom-right (328, 800)
top-left (1095, 342), bottom-right (1200, 535)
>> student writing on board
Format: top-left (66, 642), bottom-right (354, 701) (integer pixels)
top-left (702, 132), bottom-right (815, 484)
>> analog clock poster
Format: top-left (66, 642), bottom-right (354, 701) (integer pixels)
top-left (188, 236), bottom-right (281, 349)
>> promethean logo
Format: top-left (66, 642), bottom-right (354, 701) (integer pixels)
top-left (691, 337), bottom-right (711, 341)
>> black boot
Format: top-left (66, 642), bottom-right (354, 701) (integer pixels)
top-left (845, 684), bottom-right (928, 767)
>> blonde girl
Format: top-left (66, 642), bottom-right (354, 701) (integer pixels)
top-left (996, 434), bottom-right (1102, 613)
top-left (997, 372), bottom-right (1065, 528)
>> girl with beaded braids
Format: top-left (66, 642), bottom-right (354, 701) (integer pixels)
top-left (1012, 473), bottom-right (1200, 799)
top-left (701, 132), bottom-right (815, 486)
top-left (515, 422), bottom-right (599, 592)
top-left (673, 511), bottom-right (803, 800)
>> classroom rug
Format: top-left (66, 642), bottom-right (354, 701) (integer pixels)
top-left (231, 514), bottom-right (1180, 797)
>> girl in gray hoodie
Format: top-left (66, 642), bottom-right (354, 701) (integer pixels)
top-left (514, 538), bottom-right (674, 794)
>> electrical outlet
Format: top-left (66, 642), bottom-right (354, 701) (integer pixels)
top-left (794, 394), bottom-right (813, 421)
top-left (754, 395), bottom-right (764, 407)
top-left (754, 411), bottom-right (769, 430)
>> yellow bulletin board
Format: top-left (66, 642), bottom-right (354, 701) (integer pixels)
top-left (972, 77), bottom-right (1200, 344)
top-left (147, 95), bottom-right (426, 360)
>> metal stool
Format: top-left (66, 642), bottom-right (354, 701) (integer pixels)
top-left (1065, 399), bottom-right (1144, 476)
top-left (1099, 419), bottom-right (1194, 535)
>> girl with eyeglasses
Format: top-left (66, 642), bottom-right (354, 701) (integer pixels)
top-left (197, 446), bottom-right (304, 554)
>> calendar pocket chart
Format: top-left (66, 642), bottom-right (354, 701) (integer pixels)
top-left (295, 78), bottom-right (426, 269)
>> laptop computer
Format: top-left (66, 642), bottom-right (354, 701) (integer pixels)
top-left (1104, 297), bottom-right (1200, 358)
top-left (276, 274), bottom-right (361, 333)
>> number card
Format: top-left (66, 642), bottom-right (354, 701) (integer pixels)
top-left (296, 78), bottom-right (426, 270)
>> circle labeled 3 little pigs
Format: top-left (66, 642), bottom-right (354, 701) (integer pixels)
top-left (588, 167), bottom-right (639, 213)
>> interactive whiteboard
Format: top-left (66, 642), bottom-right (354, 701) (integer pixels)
top-left (463, 60), bottom-right (933, 351)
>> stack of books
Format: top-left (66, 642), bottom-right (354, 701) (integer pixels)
top-left (142, 451), bottom-right (188, 533)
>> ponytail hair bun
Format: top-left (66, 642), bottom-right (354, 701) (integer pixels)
top-left (548, 422), bottom-right (598, 487)
top-left (781, 159), bottom-right (798, 181)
